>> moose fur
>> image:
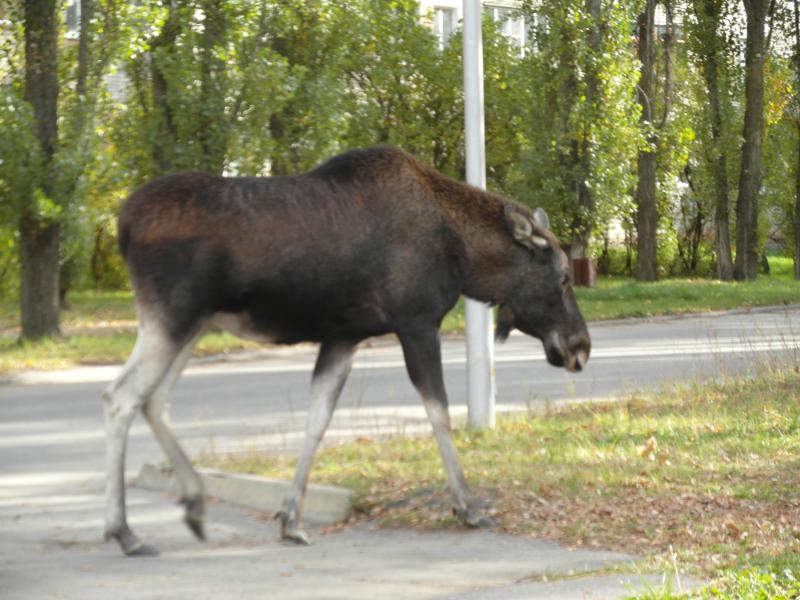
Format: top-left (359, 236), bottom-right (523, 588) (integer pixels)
top-left (103, 146), bottom-right (590, 555)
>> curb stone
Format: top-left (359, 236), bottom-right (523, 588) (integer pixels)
top-left (135, 463), bottom-right (353, 524)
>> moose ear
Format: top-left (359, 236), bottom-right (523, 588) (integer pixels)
top-left (504, 204), bottom-right (549, 249)
top-left (533, 207), bottom-right (550, 230)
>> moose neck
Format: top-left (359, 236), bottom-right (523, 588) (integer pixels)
top-left (431, 177), bottom-right (515, 305)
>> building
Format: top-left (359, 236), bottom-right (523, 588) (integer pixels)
top-left (418, 1), bottom-right (528, 51)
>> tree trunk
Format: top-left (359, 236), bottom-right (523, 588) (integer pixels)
top-left (21, 0), bottom-right (60, 340)
top-left (597, 231), bottom-right (611, 276)
top-left (59, 0), bottom-right (94, 306)
top-left (734, 0), bottom-right (771, 281)
top-left (569, 0), bottom-right (602, 270)
top-left (636, 153), bottom-right (658, 280)
top-left (794, 0), bottom-right (800, 280)
top-left (19, 214), bottom-right (60, 339)
top-left (77, 0), bottom-right (91, 101)
top-left (796, 121), bottom-right (800, 280)
top-left (150, 1), bottom-right (181, 174)
top-left (698, 0), bottom-right (734, 280)
top-left (635, 0), bottom-right (658, 281)
top-left (198, 0), bottom-right (227, 174)
top-left (269, 113), bottom-right (289, 176)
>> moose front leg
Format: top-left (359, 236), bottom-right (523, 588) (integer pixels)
top-left (277, 339), bottom-right (356, 544)
top-left (398, 326), bottom-right (493, 528)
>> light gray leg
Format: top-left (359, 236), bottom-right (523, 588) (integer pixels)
top-left (102, 319), bottom-right (179, 557)
top-left (399, 326), bottom-right (493, 528)
top-left (142, 332), bottom-right (205, 540)
top-left (278, 339), bottom-right (356, 544)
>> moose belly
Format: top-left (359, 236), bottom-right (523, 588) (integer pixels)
top-left (210, 312), bottom-right (279, 344)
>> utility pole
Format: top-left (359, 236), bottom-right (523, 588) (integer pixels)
top-left (463, 0), bottom-right (496, 429)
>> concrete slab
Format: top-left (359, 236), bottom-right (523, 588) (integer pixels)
top-left (136, 463), bottom-right (353, 524)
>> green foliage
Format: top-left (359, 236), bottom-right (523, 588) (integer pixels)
top-left (0, 0), bottom-right (134, 304)
top-left (574, 256), bottom-right (798, 320)
top-left (4, 0), bottom-right (800, 302)
top-left (510, 0), bottom-right (641, 243)
top-left (0, 85), bottom-right (43, 220)
top-left (696, 566), bottom-right (800, 599)
top-left (340, 0), bottom-right (463, 176)
top-left (113, 0), bottom-right (294, 180)
top-left (254, 0), bottom-right (349, 174)
top-left (761, 56), bottom-right (799, 257)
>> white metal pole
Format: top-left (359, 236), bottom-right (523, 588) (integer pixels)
top-left (462, 0), bottom-right (495, 429)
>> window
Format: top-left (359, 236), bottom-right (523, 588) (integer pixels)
top-left (433, 6), bottom-right (457, 49)
top-left (525, 11), bottom-right (547, 52)
top-left (486, 5), bottom-right (526, 54)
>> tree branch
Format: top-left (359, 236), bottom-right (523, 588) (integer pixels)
top-left (658, 0), bottom-right (674, 130)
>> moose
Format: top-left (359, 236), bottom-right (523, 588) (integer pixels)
top-left (103, 146), bottom-right (591, 556)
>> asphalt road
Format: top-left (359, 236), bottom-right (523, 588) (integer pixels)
top-left (1, 306), bottom-right (798, 598)
top-left (3, 305), bottom-right (800, 470)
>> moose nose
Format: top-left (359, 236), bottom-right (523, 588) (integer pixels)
top-left (544, 331), bottom-right (591, 372)
top-left (575, 349), bottom-right (588, 371)
top-left (568, 333), bottom-right (591, 372)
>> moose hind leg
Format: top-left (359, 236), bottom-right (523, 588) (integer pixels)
top-left (142, 331), bottom-right (206, 541)
top-left (102, 321), bottom-right (180, 556)
top-left (278, 339), bottom-right (356, 545)
top-left (398, 326), bottom-right (493, 528)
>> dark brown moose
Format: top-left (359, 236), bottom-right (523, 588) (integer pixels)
top-left (103, 146), bottom-right (591, 556)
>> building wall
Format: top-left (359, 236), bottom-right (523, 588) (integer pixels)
top-left (418, 0), bottom-right (526, 51)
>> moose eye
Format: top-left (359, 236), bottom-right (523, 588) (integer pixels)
top-left (561, 274), bottom-right (571, 288)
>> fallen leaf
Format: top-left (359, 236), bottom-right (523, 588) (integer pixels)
top-left (639, 435), bottom-right (658, 459)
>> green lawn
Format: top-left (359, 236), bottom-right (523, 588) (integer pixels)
top-left (203, 369), bottom-right (800, 598)
top-left (574, 257), bottom-right (799, 321)
top-left (0, 289), bottom-right (264, 372)
top-left (0, 257), bottom-right (797, 373)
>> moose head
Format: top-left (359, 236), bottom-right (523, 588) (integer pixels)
top-left (496, 204), bottom-right (591, 373)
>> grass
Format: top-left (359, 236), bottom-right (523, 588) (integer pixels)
top-left (0, 257), bottom-right (797, 373)
top-left (0, 331), bottom-right (261, 372)
top-left (0, 290), bottom-right (262, 372)
top-left (574, 257), bottom-right (799, 321)
top-left (202, 369), bottom-right (800, 598)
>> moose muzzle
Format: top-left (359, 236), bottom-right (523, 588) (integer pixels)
top-left (545, 330), bottom-right (591, 373)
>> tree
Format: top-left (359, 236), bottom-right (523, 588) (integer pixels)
top-left (19, 0), bottom-right (60, 339)
top-left (1, 0), bottom-right (123, 336)
top-left (794, 0), bottom-right (800, 279)
top-left (341, 0), bottom-right (458, 170)
top-left (117, 0), bottom-right (292, 181)
top-left (264, 0), bottom-right (351, 175)
top-left (688, 0), bottom-right (736, 280)
top-left (635, 1), bottom-right (676, 281)
top-left (635, 0), bottom-right (658, 281)
top-left (734, 0), bottom-right (774, 280)
top-left (514, 0), bottom-right (640, 261)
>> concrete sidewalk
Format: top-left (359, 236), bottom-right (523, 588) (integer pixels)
top-left (1, 475), bottom-right (702, 600)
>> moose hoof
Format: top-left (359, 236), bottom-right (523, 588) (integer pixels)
top-left (454, 506), bottom-right (495, 529)
top-left (180, 496), bottom-right (206, 541)
top-left (105, 525), bottom-right (160, 557)
top-left (282, 528), bottom-right (312, 546)
top-left (276, 510), bottom-right (312, 545)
